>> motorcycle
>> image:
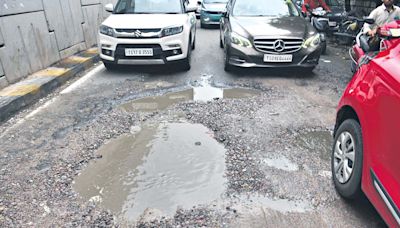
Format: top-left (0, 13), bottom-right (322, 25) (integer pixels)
top-left (305, 5), bottom-right (330, 54)
top-left (350, 20), bottom-right (400, 73)
top-left (334, 9), bottom-right (368, 45)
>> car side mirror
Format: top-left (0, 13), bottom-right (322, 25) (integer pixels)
top-left (105, 3), bottom-right (114, 13)
top-left (186, 6), bottom-right (198, 13)
top-left (197, 1), bottom-right (202, 5)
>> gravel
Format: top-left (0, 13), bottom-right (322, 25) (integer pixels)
top-left (0, 44), bottom-right (384, 227)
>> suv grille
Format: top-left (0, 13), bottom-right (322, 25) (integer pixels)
top-left (253, 38), bottom-right (304, 54)
top-left (115, 28), bottom-right (162, 39)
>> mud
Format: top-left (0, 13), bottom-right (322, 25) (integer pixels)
top-left (120, 75), bottom-right (260, 112)
top-left (295, 130), bottom-right (333, 161)
top-left (120, 88), bottom-right (259, 113)
top-left (74, 122), bottom-right (227, 221)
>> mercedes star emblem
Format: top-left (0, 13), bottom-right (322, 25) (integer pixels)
top-left (273, 39), bottom-right (285, 52)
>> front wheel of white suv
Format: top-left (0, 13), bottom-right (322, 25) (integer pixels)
top-left (103, 62), bottom-right (117, 71)
top-left (180, 40), bottom-right (192, 71)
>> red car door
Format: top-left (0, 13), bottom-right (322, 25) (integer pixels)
top-left (363, 47), bottom-right (400, 226)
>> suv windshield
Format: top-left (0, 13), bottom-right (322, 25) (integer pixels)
top-left (233, 0), bottom-right (299, 17)
top-left (203, 0), bottom-right (228, 4)
top-left (115, 0), bottom-right (183, 14)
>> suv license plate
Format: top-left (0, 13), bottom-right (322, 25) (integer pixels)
top-left (264, 54), bottom-right (292, 63)
top-left (125, 48), bottom-right (153, 56)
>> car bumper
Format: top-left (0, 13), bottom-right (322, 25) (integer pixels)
top-left (200, 11), bottom-right (222, 25)
top-left (99, 32), bottom-right (189, 65)
top-left (227, 43), bottom-right (321, 68)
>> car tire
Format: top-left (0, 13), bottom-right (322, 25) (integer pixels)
top-left (103, 62), bottom-right (116, 71)
top-left (303, 66), bottom-right (315, 73)
top-left (331, 119), bottom-right (363, 200)
top-left (220, 37), bottom-right (223, 48)
top-left (224, 44), bottom-right (233, 72)
top-left (181, 40), bottom-right (192, 71)
top-left (321, 41), bottom-right (327, 55)
top-left (192, 36), bottom-right (196, 50)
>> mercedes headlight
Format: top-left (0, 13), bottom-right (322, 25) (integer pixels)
top-left (302, 34), bottom-right (321, 48)
top-left (162, 26), bottom-right (184, 37)
top-left (100, 25), bottom-right (115, 37)
top-left (230, 32), bottom-right (252, 48)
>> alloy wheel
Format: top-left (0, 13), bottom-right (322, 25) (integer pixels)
top-left (333, 131), bottom-right (356, 184)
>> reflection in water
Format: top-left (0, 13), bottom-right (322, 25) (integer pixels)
top-left (119, 75), bottom-right (259, 112)
top-left (120, 88), bottom-right (259, 112)
top-left (74, 122), bottom-right (226, 221)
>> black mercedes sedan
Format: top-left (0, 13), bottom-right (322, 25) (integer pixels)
top-left (220, 0), bottom-right (322, 71)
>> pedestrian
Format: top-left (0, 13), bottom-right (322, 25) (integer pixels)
top-left (363, 0), bottom-right (400, 51)
top-left (302, 0), bottom-right (332, 14)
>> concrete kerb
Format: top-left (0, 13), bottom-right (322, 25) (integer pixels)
top-left (0, 48), bottom-right (100, 122)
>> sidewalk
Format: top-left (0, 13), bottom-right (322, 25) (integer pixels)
top-left (0, 48), bottom-right (100, 122)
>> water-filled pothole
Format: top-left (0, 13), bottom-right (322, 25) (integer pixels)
top-left (295, 131), bottom-right (333, 161)
top-left (73, 122), bottom-right (226, 221)
top-left (120, 76), bottom-right (259, 112)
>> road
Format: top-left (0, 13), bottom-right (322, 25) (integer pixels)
top-left (0, 24), bottom-right (386, 227)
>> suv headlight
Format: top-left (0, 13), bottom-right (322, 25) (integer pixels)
top-left (230, 32), bottom-right (252, 48)
top-left (100, 25), bottom-right (115, 37)
top-left (162, 26), bottom-right (184, 37)
top-left (302, 34), bottom-right (321, 48)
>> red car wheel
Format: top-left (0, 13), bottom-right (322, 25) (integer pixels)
top-left (332, 119), bottom-right (363, 199)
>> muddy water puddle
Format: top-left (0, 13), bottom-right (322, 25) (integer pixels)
top-left (73, 122), bottom-right (226, 221)
top-left (120, 76), bottom-right (259, 112)
top-left (295, 131), bottom-right (333, 161)
top-left (121, 88), bottom-right (258, 112)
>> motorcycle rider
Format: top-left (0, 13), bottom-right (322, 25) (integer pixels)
top-left (364, 0), bottom-right (400, 50)
top-left (302, 0), bottom-right (332, 14)
top-left (365, 0), bottom-right (400, 36)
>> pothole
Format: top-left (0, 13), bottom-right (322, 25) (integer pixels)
top-left (119, 76), bottom-right (259, 112)
top-left (295, 130), bottom-right (333, 161)
top-left (73, 121), bottom-right (227, 221)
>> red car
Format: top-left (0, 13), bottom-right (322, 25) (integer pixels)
top-left (331, 39), bottom-right (400, 227)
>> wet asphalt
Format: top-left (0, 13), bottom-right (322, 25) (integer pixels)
top-left (0, 23), bottom-right (387, 227)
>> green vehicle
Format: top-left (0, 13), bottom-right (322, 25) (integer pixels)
top-left (200, 0), bottom-right (228, 28)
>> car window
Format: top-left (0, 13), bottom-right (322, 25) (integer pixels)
top-left (232, 0), bottom-right (299, 17)
top-left (115, 0), bottom-right (183, 14)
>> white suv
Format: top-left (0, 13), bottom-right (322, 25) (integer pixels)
top-left (99, 0), bottom-right (197, 70)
